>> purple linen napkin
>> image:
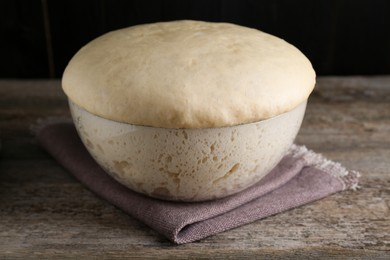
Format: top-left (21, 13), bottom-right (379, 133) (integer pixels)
top-left (35, 122), bottom-right (360, 244)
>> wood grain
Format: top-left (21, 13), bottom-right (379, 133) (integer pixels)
top-left (0, 77), bottom-right (389, 259)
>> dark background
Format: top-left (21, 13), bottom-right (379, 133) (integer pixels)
top-left (1, 0), bottom-right (389, 78)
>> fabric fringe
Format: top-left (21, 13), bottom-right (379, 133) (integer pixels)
top-left (288, 144), bottom-right (361, 191)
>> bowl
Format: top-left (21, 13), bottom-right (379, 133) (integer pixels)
top-left (69, 100), bottom-right (307, 202)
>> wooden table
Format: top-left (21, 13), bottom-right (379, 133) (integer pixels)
top-left (1, 77), bottom-right (389, 259)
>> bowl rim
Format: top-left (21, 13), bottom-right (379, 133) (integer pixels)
top-left (68, 99), bottom-right (307, 131)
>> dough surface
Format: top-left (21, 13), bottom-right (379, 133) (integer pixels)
top-left (62, 20), bottom-right (315, 128)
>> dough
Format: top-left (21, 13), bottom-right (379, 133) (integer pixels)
top-left (62, 20), bottom-right (315, 128)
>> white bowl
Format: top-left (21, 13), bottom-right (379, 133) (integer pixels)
top-left (69, 100), bottom-right (307, 201)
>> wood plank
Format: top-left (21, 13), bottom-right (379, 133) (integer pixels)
top-left (0, 77), bottom-right (389, 258)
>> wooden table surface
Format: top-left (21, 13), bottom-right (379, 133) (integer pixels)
top-left (0, 77), bottom-right (389, 259)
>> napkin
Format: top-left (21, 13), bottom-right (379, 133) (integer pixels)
top-left (35, 122), bottom-right (360, 244)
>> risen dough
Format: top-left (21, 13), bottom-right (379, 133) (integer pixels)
top-left (62, 20), bottom-right (315, 128)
